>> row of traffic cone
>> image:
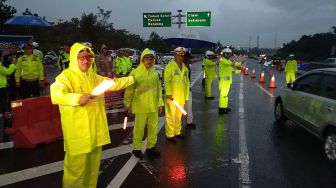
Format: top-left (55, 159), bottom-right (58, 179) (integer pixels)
top-left (241, 66), bottom-right (276, 88)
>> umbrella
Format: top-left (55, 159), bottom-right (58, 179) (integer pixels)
top-left (164, 29), bottom-right (216, 48)
top-left (4, 15), bottom-right (51, 27)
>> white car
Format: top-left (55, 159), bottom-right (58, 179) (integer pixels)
top-left (275, 68), bottom-right (336, 164)
top-left (154, 64), bottom-right (165, 80)
top-left (160, 52), bottom-right (174, 64)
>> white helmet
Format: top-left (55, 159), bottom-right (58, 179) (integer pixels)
top-left (289, 54), bottom-right (294, 58)
top-left (205, 50), bottom-right (214, 56)
top-left (222, 47), bottom-right (232, 53)
top-left (32, 42), bottom-right (39, 48)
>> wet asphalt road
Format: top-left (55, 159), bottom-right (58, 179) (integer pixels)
top-left (0, 59), bottom-right (335, 188)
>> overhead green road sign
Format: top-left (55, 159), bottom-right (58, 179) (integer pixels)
top-left (143, 12), bottom-right (172, 27)
top-left (186, 11), bottom-right (211, 27)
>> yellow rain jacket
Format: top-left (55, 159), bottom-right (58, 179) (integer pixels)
top-left (0, 62), bottom-right (16, 88)
top-left (203, 58), bottom-right (217, 79)
top-left (285, 59), bottom-right (297, 83)
top-left (124, 48), bottom-right (163, 113)
top-left (219, 57), bottom-right (233, 84)
top-left (164, 59), bottom-right (190, 138)
top-left (164, 60), bottom-right (190, 105)
top-left (218, 57), bottom-right (233, 108)
top-left (124, 48), bottom-right (163, 150)
top-left (115, 56), bottom-right (132, 75)
top-left (15, 54), bottom-right (44, 82)
top-left (50, 43), bottom-right (134, 155)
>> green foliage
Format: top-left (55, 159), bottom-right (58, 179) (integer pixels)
top-left (277, 27), bottom-right (336, 61)
top-left (0, 0), bottom-right (16, 24)
top-left (1, 6), bottom-right (172, 54)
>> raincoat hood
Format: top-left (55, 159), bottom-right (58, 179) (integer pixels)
top-left (140, 48), bottom-right (155, 63)
top-left (69, 42), bottom-right (95, 72)
top-left (100, 44), bottom-right (108, 51)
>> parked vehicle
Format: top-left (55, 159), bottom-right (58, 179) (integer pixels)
top-left (43, 51), bottom-right (58, 65)
top-left (274, 68), bottom-right (336, 164)
top-left (324, 58), bottom-right (336, 65)
top-left (160, 52), bottom-right (174, 64)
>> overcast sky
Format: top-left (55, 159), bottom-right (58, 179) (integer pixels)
top-left (7, 0), bottom-right (336, 48)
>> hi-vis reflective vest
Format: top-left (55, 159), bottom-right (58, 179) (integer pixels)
top-left (219, 57), bottom-right (233, 84)
top-left (58, 52), bottom-right (70, 71)
top-left (15, 54), bottom-right (44, 82)
top-left (164, 60), bottom-right (190, 104)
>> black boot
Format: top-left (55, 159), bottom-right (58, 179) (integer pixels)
top-left (132, 150), bottom-right (143, 158)
top-left (187, 123), bottom-right (196, 129)
top-left (219, 108), bottom-right (225, 114)
top-left (166, 137), bottom-right (177, 143)
top-left (146, 147), bottom-right (161, 157)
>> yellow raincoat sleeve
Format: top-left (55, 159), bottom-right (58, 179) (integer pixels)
top-left (164, 64), bottom-right (172, 96)
top-left (123, 71), bottom-right (136, 108)
top-left (50, 74), bottom-right (83, 106)
top-left (14, 58), bottom-right (22, 82)
top-left (109, 75), bottom-right (134, 91)
top-left (0, 64), bottom-right (16, 76)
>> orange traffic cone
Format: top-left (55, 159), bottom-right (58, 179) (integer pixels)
top-left (251, 68), bottom-right (256, 78)
top-left (244, 67), bottom-right (249, 75)
top-left (259, 71), bottom-right (265, 83)
top-left (241, 67), bottom-right (245, 74)
top-left (269, 74), bottom-right (277, 88)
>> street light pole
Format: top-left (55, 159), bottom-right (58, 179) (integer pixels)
top-left (172, 10), bottom-right (185, 29)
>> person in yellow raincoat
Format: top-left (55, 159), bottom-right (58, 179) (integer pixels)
top-left (285, 54), bottom-right (297, 87)
top-left (124, 48), bottom-right (163, 158)
top-left (203, 51), bottom-right (217, 100)
top-left (50, 42), bottom-right (134, 188)
top-left (218, 47), bottom-right (234, 114)
top-left (164, 47), bottom-right (190, 143)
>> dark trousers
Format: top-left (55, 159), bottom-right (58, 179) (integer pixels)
top-left (20, 80), bottom-right (40, 99)
top-left (7, 80), bottom-right (18, 101)
top-left (0, 88), bottom-right (7, 114)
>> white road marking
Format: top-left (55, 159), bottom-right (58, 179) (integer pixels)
top-left (255, 83), bottom-right (275, 98)
top-left (107, 117), bottom-right (165, 188)
top-left (0, 144), bottom-right (133, 186)
top-left (238, 75), bottom-right (251, 187)
top-left (106, 108), bottom-right (125, 114)
top-left (0, 141), bottom-right (13, 150)
top-left (191, 71), bottom-right (203, 88)
top-left (109, 122), bottom-right (134, 131)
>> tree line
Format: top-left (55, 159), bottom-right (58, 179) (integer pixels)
top-left (0, 1), bottom-right (172, 54)
top-left (276, 27), bottom-right (336, 61)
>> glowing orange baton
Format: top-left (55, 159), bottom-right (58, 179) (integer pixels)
top-left (123, 116), bottom-right (128, 130)
top-left (91, 80), bottom-right (115, 96)
top-left (172, 99), bottom-right (187, 115)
